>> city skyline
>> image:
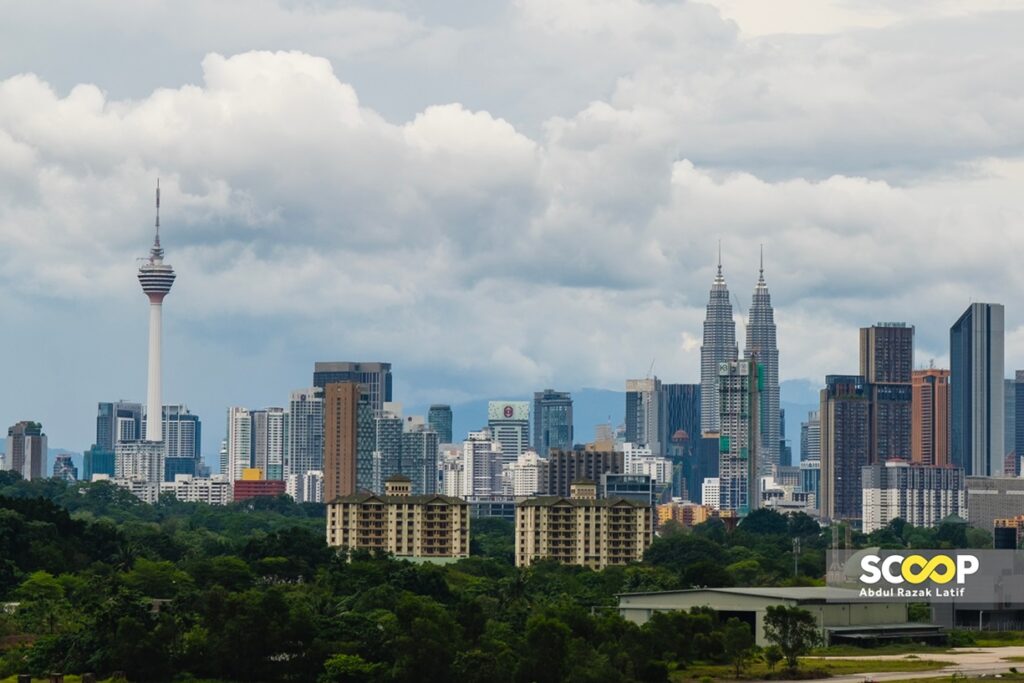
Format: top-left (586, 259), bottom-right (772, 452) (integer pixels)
top-left (3, 2), bottom-right (1024, 461)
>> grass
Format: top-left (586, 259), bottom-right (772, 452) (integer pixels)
top-left (974, 632), bottom-right (1024, 647)
top-left (672, 657), bottom-right (952, 680)
top-left (812, 644), bottom-right (956, 656)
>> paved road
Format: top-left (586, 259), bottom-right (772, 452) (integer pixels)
top-left (771, 647), bottom-right (1024, 683)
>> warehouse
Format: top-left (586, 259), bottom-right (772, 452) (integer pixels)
top-left (618, 587), bottom-right (943, 646)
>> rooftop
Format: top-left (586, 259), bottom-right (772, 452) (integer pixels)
top-left (618, 586), bottom-right (865, 602)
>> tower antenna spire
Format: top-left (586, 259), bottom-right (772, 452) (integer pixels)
top-left (759, 243), bottom-right (764, 277)
top-left (155, 178), bottom-right (161, 247)
top-left (717, 239), bottom-right (722, 276)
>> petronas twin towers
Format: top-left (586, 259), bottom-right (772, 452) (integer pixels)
top-left (700, 250), bottom-right (780, 472)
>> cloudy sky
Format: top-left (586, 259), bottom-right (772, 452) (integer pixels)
top-left (2, 0), bottom-right (1023, 458)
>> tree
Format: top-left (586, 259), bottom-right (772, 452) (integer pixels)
top-left (763, 645), bottom-right (783, 672)
top-left (319, 653), bottom-right (385, 683)
top-left (763, 605), bottom-right (820, 671)
top-left (14, 571), bottom-right (69, 634)
top-left (738, 509), bottom-right (788, 536)
top-left (722, 618), bottom-right (755, 678)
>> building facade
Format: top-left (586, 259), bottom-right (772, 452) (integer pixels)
top-left (52, 453), bottom-right (77, 481)
top-left (541, 449), bottom-right (625, 497)
top-left (702, 477), bottom-right (721, 510)
top-left (626, 378), bottom-right (662, 455)
top-left (661, 383), bottom-right (701, 460)
top-left (286, 469), bottom-right (324, 504)
top-left (161, 474), bottom-right (232, 505)
top-left (533, 389), bottom-right (574, 456)
top-left (3, 421), bottom-right (47, 480)
top-left (965, 476), bottom-right (1024, 531)
top-left (819, 375), bottom-right (870, 522)
top-left (326, 475), bottom-right (470, 559)
top-left (427, 404), bottom-right (453, 444)
top-left (744, 256), bottom-right (780, 471)
top-left (861, 461), bottom-right (965, 533)
top-left (323, 382), bottom-right (363, 501)
top-left (861, 323), bottom-right (913, 463)
top-left (950, 303), bottom-right (1005, 476)
top-left (515, 481), bottom-right (654, 569)
top-left (718, 359), bottom-right (760, 515)
top-left (800, 410), bottom-right (821, 462)
top-left (911, 369), bottom-right (950, 466)
top-left (96, 401), bottom-right (143, 452)
top-left (286, 387), bottom-right (324, 480)
top-left (488, 401), bottom-right (530, 460)
top-left (700, 256), bottom-right (739, 434)
top-left (114, 440), bottom-right (165, 483)
top-left (313, 362), bottom-right (392, 412)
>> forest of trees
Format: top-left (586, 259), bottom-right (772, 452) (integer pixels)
top-left (0, 471), bottom-right (992, 681)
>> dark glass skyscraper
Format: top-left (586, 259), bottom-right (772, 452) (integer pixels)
top-left (950, 303), bottom-right (1005, 476)
top-left (860, 323), bottom-right (913, 462)
top-left (533, 389), bottom-right (573, 455)
top-left (96, 401), bottom-right (143, 452)
top-left (428, 404), bottom-right (453, 444)
top-left (313, 362), bottom-right (392, 412)
top-left (819, 375), bottom-right (870, 522)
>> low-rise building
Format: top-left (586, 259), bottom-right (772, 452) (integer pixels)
top-left (966, 477), bottom-right (1024, 531)
top-left (515, 480), bottom-right (654, 569)
top-left (657, 500), bottom-right (712, 528)
top-left (326, 474), bottom-right (470, 560)
top-left (160, 474), bottom-right (232, 505)
top-left (861, 461), bottom-right (964, 533)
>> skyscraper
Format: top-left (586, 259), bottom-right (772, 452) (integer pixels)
top-left (137, 181), bottom-right (175, 444)
top-left (370, 404), bottom-right (404, 493)
top-left (3, 421), bottom-right (46, 480)
top-left (1005, 378), bottom-right (1017, 474)
top-left (96, 401), bottom-right (143, 452)
top-left (428, 404), bottom-right (453, 444)
top-left (950, 303), bottom-right (1005, 476)
top-left (252, 407), bottom-right (286, 480)
top-left (313, 362), bottom-right (392, 412)
top-left (285, 388), bottom-right (324, 479)
top-left (660, 383), bottom-right (701, 459)
top-left (225, 407), bottom-right (253, 482)
top-left (717, 359), bottom-right (760, 515)
top-left (402, 424), bottom-right (440, 495)
top-left (1016, 371), bottom-right (1024, 475)
top-left (860, 323), bottom-right (913, 461)
top-left (53, 454), bottom-right (78, 481)
top-left (625, 378), bottom-right (662, 454)
top-left (533, 389), bottom-right (574, 456)
top-left (487, 401), bottom-right (530, 460)
top-left (800, 410), bottom-right (820, 463)
top-left (744, 252), bottom-right (779, 472)
top-left (700, 251), bottom-right (738, 434)
top-left (142, 404), bottom-right (202, 480)
top-left (911, 369), bottom-right (950, 466)
top-left (819, 375), bottom-right (870, 522)
top-left (323, 382), bottom-right (363, 501)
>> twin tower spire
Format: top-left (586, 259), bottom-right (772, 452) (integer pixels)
top-left (700, 246), bottom-right (780, 470)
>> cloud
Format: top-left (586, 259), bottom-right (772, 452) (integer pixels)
top-left (1, 2), bottom-right (1023, 456)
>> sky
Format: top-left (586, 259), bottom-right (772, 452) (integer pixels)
top-left (2, 0), bottom-right (1024, 460)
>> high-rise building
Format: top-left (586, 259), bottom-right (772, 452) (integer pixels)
top-left (744, 253), bottom-right (779, 472)
top-left (313, 362), bottom-right (392, 412)
top-left (860, 323), bottom-right (914, 385)
top-left (138, 182), bottom-right (175, 444)
top-left (143, 404), bottom-right (202, 481)
top-left (95, 401), bottom-right (143, 452)
top-left (779, 409), bottom-right (792, 467)
top-left (800, 459), bottom-right (821, 510)
top-left (861, 323), bottom-right (913, 462)
top-left (1016, 371), bottom-right (1024, 476)
top-left (401, 423), bottom-right (439, 495)
top-left (114, 440), bottom-right (165, 483)
top-left (819, 375), bottom-right (870, 522)
top-left (251, 407), bottom-right (286, 480)
top-left (427, 404), bottom-right (453, 444)
top-left (1006, 378), bottom-right (1017, 472)
top-left (3, 421), bottom-right (47, 480)
top-left (286, 470), bottom-right (324, 504)
top-left (625, 378), bottom-right (662, 455)
top-left (52, 454), bottom-right (78, 482)
top-left (950, 303), bottom-right (1005, 476)
top-left (285, 388), bottom-right (324, 479)
top-left (541, 449), bottom-right (625, 498)
top-left (911, 369), bottom-right (950, 466)
top-left (661, 383), bottom-right (701, 459)
top-left (462, 428), bottom-right (505, 497)
top-left (717, 359), bottom-right (760, 515)
top-left (533, 389), bottom-right (574, 456)
top-left (369, 404), bottom-right (404, 494)
top-left (504, 450), bottom-right (545, 497)
top-left (683, 433), bottom-right (720, 504)
top-left (700, 252), bottom-right (738, 434)
top-left (861, 461), bottom-right (965, 534)
top-left (488, 401), bottom-right (530, 460)
top-left (225, 407), bottom-right (253, 482)
top-left (323, 382), bottom-right (363, 502)
top-left (701, 477), bottom-right (720, 510)
top-left (83, 446), bottom-right (115, 481)
top-left (800, 410), bottom-right (820, 462)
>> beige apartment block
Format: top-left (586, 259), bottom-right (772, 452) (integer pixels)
top-left (515, 481), bottom-right (654, 569)
top-left (327, 475), bottom-right (470, 560)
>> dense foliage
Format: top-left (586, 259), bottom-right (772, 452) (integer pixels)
top-left (0, 471), bottom-right (992, 681)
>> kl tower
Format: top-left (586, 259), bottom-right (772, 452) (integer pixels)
top-left (138, 180), bottom-right (175, 442)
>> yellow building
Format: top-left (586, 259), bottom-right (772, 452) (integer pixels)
top-left (515, 480), bottom-right (654, 569)
top-left (657, 501), bottom-right (712, 528)
top-left (326, 475), bottom-right (470, 560)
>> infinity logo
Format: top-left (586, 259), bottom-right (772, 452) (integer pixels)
top-left (860, 554), bottom-right (979, 585)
